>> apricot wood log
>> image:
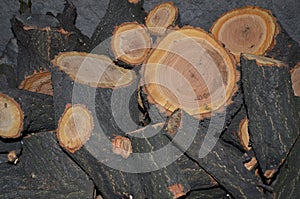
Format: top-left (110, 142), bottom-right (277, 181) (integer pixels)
top-left (241, 53), bottom-right (300, 179)
top-left (0, 89), bottom-right (54, 138)
top-left (211, 6), bottom-right (279, 62)
top-left (145, 2), bottom-right (179, 36)
top-left (0, 132), bottom-right (94, 199)
top-left (164, 109), bottom-right (267, 199)
top-left (90, 0), bottom-right (146, 50)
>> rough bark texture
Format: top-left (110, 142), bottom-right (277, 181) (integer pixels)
top-left (90, 0), bottom-right (146, 50)
top-left (273, 134), bottom-right (300, 199)
top-left (129, 124), bottom-right (191, 198)
top-left (165, 110), bottom-right (267, 199)
top-left (11, 2), bottom-right (88, 85)
top-left (0, 89), bottom-right (55, 134)
top-left (0, 64), bottom-right (17, 89)
top-left (0, 138), bottom-right (22, 164)
top-left (221, 105), bottom-right (250, 152)
top-left (0, 132), bottom-right (94, 199)
top-left (266, 23), bottom-right (300, 68)
top-left (184, 188), bottom-right (229, 199)
top-left (51, 65), bottom-right (146, 198)
top-left (241, 55), bottom-right (300, 179)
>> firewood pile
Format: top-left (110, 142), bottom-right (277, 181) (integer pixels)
top-left (0, 0), bottom-right (300, 198)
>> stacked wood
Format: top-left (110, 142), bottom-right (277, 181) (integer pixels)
top-left (51, 51), bottom-right (146, 198)
top-left (145, 2), bottom-right (179, 36)
top-left (0, 132), bottom-right (94, 199)
top-left (164, 110), bottom-right (267, 199)
top-left (211, 6), bottom-right (279, 62)
top-left (241, 53), bottom-right (300, 179)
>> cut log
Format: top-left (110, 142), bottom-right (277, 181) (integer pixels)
top-left (0, 93), bottom-right (23, 138)
top-left (221, 105), bottom-right (251, 152)
top-left (111, 22), bottom-right (152, 66)
top-left (0, 132), bottom-right (94, 199)
top-left (175, 154), bottom-right (218, 191)
top-left (90, 0), bottom-right (146, 50)
top-left (145, 2), bottom-right (179, 36)
top-left (164, 109), bottom-right (267, 199)
top-left (266, 24), bottom-right (300, 67)
top-left (241, 53), bottom-right (300, 179)
top-left (51, 51), bottom-right (146, 198)
top-left (273, 135), bottom-right (300, 198)
top-left (141, 27), bottom-right (238, 119)
top-left (210, 6), bottom-right (279, 62)
top-left (52, 51), bottom-right (136, 88)
top-left (11, 6), bottom-right (88, 85)
top-left (291, 62), bottom-right (300, 96)
top-left (0, 89), bottom-right (55, 137)
top-left (128, 123), bottom-right (190, 199)
top-left (19, 71), bottom-right (53, 95)
top-left (57, 104), bottom-right (94, 153)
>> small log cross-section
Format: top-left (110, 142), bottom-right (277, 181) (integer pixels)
top-left (19, 71), bottom-right (53, 95)
top-left (52, 52), bottom-right (136, 88)
top-left (145, 2), bottom-right (178, 36)
top-left (57, 104), bottom-right (94, 153)
top-left (211, 6), bottom-right (279, 61)
top-left (0, 93), bottom-right (23, 138)
top-left (291, 62), bottom-right (300, 96)
top-left (141, 27), bottom-right (237, 118)
top-left (241, 53), bottom-right (300, 179)
top-left (112, 22), bottom-right (152, 66)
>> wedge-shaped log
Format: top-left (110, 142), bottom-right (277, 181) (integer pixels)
top-left (241, 53), bottom-right (300, 179)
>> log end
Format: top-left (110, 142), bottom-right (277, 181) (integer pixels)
top-left (238, 117), bottom-right (251, 151)
top-left (19, 71), bottom-right (53, 96)
top-left (112, 22), bottom-right (152, 66)
top-left (0, 93), bottom-right (23, 139)
top-left (145, 2), bottom-right (178, 36)
top-left (57, 104), bottom-right (93, 153)
top-left (168, 184), bottom-right (186, 199)
top-left (291, 62), bottom-right (300, 96)
top-left (52, 52), bottom-right (137, 88)
top-left (142, 27), bottom-right (237, 118)
top-left (112, 136), bottom-right (132, 159)
top-left (211, 6), bottom-right (279, 62)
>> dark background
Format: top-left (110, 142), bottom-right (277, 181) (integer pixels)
top-left (0, 0), bottom-right (299, 56)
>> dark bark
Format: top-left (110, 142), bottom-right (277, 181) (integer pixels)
top-left (11, 3), bottom-right (88, 85)
top-left (0, 88), bottom-right (55, 134)
top-left (165, 110), bottom-right (267, 199)
top-left (184, 188), bottom-right (230, 199)
top-left (175, 154), bottom-right (218, 191)
top-left (266, 23), bottom-right (300, 68)
top-left (0, 64), bottom-right (17, 89)
top-left (273, 134), bottom-right (300, 198)
top-left (0, 132), bottom-right (94, 199)
top-left (241, 55), bottom-right (300, 179)
top-left (0, 138), bottom-right (22, 164)
top-left (90, 0), bottom-right (146, 50)
top-left (51, 66), bottom-right (146, 198)
top-left (128, 123), bottom-right (191, 198)
top-left (221, 105), bottom-right (249, 152)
